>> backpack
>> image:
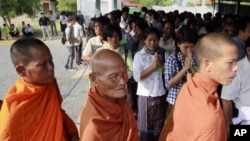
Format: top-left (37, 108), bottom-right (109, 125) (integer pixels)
top-left (61, 31), bottom-right (66, 45)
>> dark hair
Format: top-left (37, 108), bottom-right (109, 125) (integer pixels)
top-left (122, 6), bottom-right (129, 13)
top-left (246, 37), bottom-right (250, 48)
top-left (135, 18), bottom-right (149, 31)
top-left (235, 17), bottom-right (250, 34)
top-left (143, 27), bottom-right (160, 40)
top-left (10, 38), bottom-right (48, 66)
top-left (95, 16), bottom-right (110, 26)
top-left (102, 24), bottom-right (122, 41)
top-left (109, 10), bottom-right (122, 22)
top-left (141, 7), bottom-right (148, 13)
top-left (175, 27), bottom-right (198, 52)
top-left (67, 15), bottom-right (76, 22)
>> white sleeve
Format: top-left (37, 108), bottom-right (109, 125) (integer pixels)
top-left (133, 52), bottom-right (143, 82)
top-left (221, 72), bottom-right (241, 100)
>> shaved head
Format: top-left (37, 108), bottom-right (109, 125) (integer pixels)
top-left (10, 37), bottom-right (49, 66)
top-left (90, 49), bottom-right (128, 102)
top-left (90, 49), bottom-right (125, 74)
top-left (195, 33), bottom-right (236, 66)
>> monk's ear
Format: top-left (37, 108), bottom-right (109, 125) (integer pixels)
top-left (89, 73), bottom-right (97, 86)
top-left (202, 58), bottom-right (212, 72)
top-left (16, 65), bottom-right (26, 77)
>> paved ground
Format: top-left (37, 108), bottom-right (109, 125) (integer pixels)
top-left (0, 34), bottom-right (90, 130)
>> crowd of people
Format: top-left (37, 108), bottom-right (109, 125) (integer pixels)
top-left (1, 6), bottom-right (250, 141)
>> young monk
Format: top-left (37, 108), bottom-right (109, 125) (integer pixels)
top-left (159, 33), bottom-right (239, 141)
top-left (80, 49), bottom-right (139, 141)
top-left (0, 38), bottom-right (79, 141)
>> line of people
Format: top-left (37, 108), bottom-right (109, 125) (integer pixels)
top-left (1, 6), bottom-right (250, 141)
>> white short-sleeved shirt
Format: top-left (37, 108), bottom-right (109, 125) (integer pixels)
top-left (221, 56), bottom-right (250, 109)
top-left (159, 37), bottom-right (175, 57)
top-left (133, 47), bottom-right (166, 97)
top-left (65, 26), bottom-right (74, 47)
top-left (82, 36), bottom-right (104, 56)
top-left (73, 22), bottom-right (83, 45)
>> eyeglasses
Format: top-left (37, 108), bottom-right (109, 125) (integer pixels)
top-left (94, 71), bottom-right (128, 83)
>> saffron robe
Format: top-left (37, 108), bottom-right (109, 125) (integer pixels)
top-left (0, 78), bottom-right (78, 141)
top-left (80, 86), bottom-right (139, 141)
top-left (160, 73), bottom-right (227, 141)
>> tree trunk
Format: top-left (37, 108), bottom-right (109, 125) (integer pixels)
top-left (1, 16), bottom-right (12, 28)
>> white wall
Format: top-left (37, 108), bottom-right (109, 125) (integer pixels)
top-left (77, 0), bottom-right (121, 24)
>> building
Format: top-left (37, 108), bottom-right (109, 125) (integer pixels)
top-left (41, 0), bottom-right (57, 14)
top-left (77, 0), bottom-right (122, 21)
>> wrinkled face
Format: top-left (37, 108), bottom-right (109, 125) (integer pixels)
top-left (94, 22), bottom-right (104, 36)
top-left (177, 42), bottom-right (195, 57)
top-left (107, 31), bottom-right (120, 49)
top-left (144, 33), bottom-right (159, 51)
top-left (93, 59), bottom-right (128, 101)
top-left (163, 22), bottom-right (174, 37)
top-left (22, 46), bottom-right (54, 85)
top-left (208, 44), bottom-right (238, 85)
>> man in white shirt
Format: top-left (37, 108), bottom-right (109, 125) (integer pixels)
top-left (49, 10), bottom-right (58, 35)
top-left (64, 16), bottom-right (79, 71)
top-left (74, 17), bottom-right (84, 65)
top-left (221, 37), bottom-right (250, 136)
top-left (60, 12), bottom-right (68, 32)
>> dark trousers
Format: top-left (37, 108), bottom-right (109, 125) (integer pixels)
top-left (75, 43), bottom-right (82, 65)
top-left (126, 77), bottom-right (138, 117)
top-left (165, 101), bottom-right (173, 119)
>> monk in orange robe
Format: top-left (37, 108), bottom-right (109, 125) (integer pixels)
top-left (0, 38), bottom-right (79, 141)
top-left (80, 49), bottom-right (139, 141)
top-left (159, 33), bottom-right (239, 141)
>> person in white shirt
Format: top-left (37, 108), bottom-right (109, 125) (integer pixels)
top-left (64, 16), bottom-right (79, 71)
top-left (119, 7), bottom-right (129, 30)
top-left (59, 12), bottom-right (68, 32)
top-left (159, 20), bottom-right (175, 57)
top-left (74, 17), bottom-right (84, 65)
top-left (82, 16), bottom-right (110, 63)
top-left (24, 24), bottom-right (34, 37)
top-left (133, 27), bottom-right (167, 141)
top-left (221, 37), bottom-right (250, 136)
top-left (49, 10), bottom-right (58, 35)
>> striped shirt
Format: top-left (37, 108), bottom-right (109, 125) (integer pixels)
top-left (164, 51), bottom-right (197, 104)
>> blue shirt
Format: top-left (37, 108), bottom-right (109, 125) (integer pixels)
top-left (164, 51), bottom-right (197, 104)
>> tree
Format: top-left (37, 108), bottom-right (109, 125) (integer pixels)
top-left (57, 0), bottom-right (76, 12)
top-left (0, 0), bottom-right (41, 26)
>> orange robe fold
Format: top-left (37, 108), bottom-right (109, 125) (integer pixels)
top-left (80, 86), bottom-right (139, 141)
top-left (0, 78), bottom-right (78, 141)
top-left (0, 100), bottom-right (2, 110)
top-left (161, 73), bottom-right (226, 141)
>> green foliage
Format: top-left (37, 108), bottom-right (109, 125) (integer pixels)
top-left (128, 0), bottom-right (173, 7)
top-left (186, 1), bottom-right (195, 6)
top-left (0, 0), bottom-right (41, 17)
top-left (57, 0), bottom-right (77, 11)
top-left (159, 0), bottom-right (173, 6)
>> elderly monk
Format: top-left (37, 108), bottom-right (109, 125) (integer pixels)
top-left (159, 33), bottom-right (239, 141)
top-left (80, 49), bottom-right (139, 141)
top-left (0, 38), bottom-right (79, 141)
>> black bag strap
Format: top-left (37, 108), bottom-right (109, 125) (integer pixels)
top-left (175, 52), bottom-right (187, 82)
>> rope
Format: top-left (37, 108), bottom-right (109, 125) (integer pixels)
top-left (63, 65), bottom-right (89, 100)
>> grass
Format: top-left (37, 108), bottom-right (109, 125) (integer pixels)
top-left (0, 19), bottom-right (61, 47)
